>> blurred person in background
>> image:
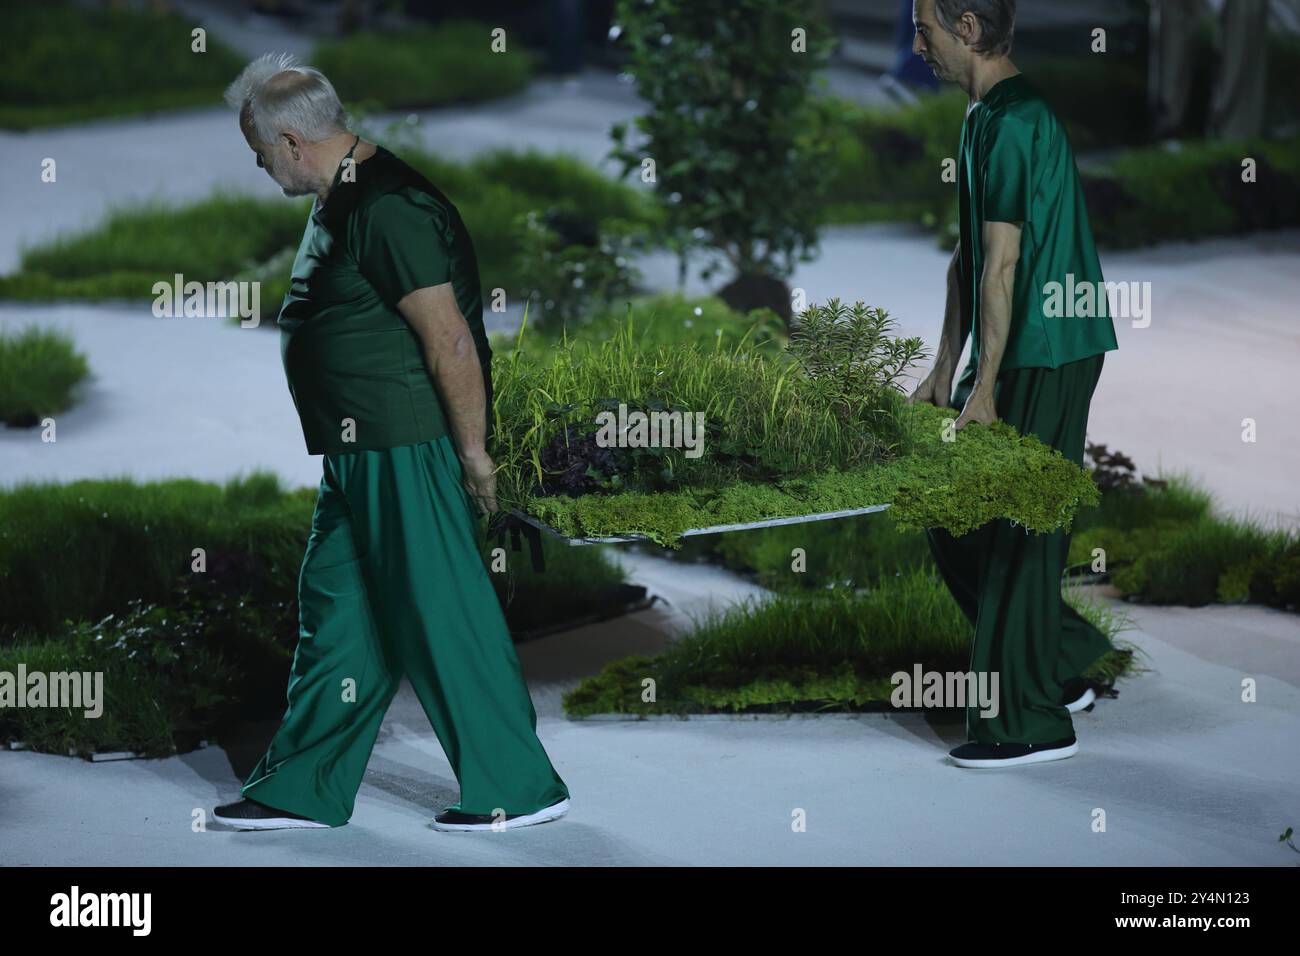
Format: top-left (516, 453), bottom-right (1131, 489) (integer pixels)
top-left (1148, 0), bottom-right (1269, 140)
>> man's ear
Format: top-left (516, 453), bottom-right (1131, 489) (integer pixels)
top-left (282, 132), bottom-right (302, 160)
top-left (960, 11), bottom-right (981, 48)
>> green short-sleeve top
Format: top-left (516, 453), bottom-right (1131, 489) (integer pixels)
top-left (277, 144), bottom-right (493, 455)
top-left (957, 74), bottom-right (1119, 372)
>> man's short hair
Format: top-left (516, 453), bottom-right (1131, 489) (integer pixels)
top-left (224, 52), bottom-right (348, 145)
top-left (934, 0), bottom-right (1017, 57)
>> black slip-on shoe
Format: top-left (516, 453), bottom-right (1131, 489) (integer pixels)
top-left (213, 798), bottom-right (334, 830)
top-left (949, 736), bottom-right (1078, 768)
top-left (431, 798), bottom-right (570, 832)
top-left (1062, 678), bottom-right (1097, 713)
top-left (1062, 676), bottom-right (1122, 713)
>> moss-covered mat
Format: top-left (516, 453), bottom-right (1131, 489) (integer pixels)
top-left (524, 400), bottom-right (1101, 548)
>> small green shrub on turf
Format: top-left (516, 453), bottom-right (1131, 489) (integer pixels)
top-left (513, 210), bottom-right (645, 332)
top-left (0, 579), bottom-right (297, 757)
top-left (493, 299), bottom-right (925, 504)
top-left (0, 325), bottom-right (90, 426)
top-left (0, 473), bottom-right (310, 642)
top-left (1109, 517), bottom-right (1292, 607)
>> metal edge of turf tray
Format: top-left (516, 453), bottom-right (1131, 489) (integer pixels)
top-left (510, 503), bottom-right (894, 546)
top-left (5, 740), bottom-right (212, 760)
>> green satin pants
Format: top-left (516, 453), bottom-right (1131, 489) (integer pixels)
top-left (926, 353), bottom-right (1115, 745)
top-left (241, 436), bottom-right (569, 826)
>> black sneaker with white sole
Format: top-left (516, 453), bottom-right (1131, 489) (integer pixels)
top-left (1061, 678), bottom-right (1097, 713)
top-left (431, 798), bottom-right (570, 832)
top-left (949, 735), bottom-right (1078, 768)
top-left (1062, 676), bottom-right (1122, 713)
top-left (212, 798), bottom-right (334, 830)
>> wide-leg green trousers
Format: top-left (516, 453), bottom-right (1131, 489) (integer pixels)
top-left (241, 436), bottom-right (570, 826)
top-left (926, 353), bottom-right (1115, 745)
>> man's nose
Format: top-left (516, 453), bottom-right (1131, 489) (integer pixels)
top-left (912, 33), bottom-right (923, 56)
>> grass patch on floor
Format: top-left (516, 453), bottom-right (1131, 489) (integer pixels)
top-left (312, 21), bottom-right (534, 111)
top-left (0, 195), bottom-right (310, 302)
top-left (0, 148), bottom-right (660, 307)
top-left (0, 472), bottom-right (630, 644)
top-left (0, 324), bottom-right (90, 426)
top-left (563, 566), bottom-right (1137, 716)
top-left (0, 472), bottom-right (634, 755)
top-left (0, 0), bottom-right (245, 130)
top-left (1070, 475), bottom-right (1299, 610)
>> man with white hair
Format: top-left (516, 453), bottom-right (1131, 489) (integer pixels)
top-left (212, 53), bottom-right (570, 832)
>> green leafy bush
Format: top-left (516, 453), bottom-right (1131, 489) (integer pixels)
top-left (0, 325), bottom-right (90, 426)
top-left (513, 209), bottom-right (645, 332)
top-left (1083, 137), bottom-right (1300, 249)
top-left (815, 90), bottom-right (965, 227)
top-left (608, 0), bottom-right (835, 304)
top-left (0, 588), bottom-right (284, 757)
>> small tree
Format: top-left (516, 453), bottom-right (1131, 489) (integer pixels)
top-left (608, 0), bottom-right (835, 325)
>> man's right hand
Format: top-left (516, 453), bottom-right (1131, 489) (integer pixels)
top-left (459, 448), bottom-right (500, 515)
top-left (907, 365), bottom-right (953, 409)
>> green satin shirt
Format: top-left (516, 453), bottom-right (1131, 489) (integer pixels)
top-left (278, 145), bottom-right (493, 455)
top-left (957, 73), bottom-right (1119, 372)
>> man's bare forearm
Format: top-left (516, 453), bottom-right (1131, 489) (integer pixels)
top-left (395, 283), bottom-right (491, 463)
top-left (425, 335), bottom-right (489, 461)
top-left (971, 222), bottom-right (1021, 395)
top-left (933, 243), bottom-right (966, 375)
top-left (974, 263), bottom-right (1014, 393)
